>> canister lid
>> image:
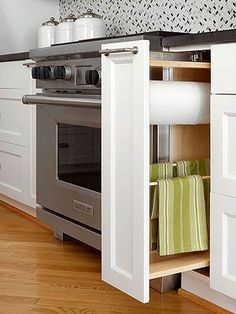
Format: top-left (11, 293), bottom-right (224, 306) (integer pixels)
top-left (60, 14), bottom-right (77, 23)
top-left (42, 17), bottom-right (59, 26)
top-left (79, 9), bottom-right (102, 19)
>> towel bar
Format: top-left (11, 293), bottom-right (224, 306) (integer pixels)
top-left (150, 175), bottom-right (210, 186)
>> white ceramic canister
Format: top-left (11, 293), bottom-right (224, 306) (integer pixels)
top-left (38, 17), bottom-right (59, 48)
top-left (55, 14), bottom-right (76, 44)
top-left (73, 9), bottom-right (106, 41)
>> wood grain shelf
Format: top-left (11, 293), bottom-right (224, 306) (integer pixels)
top-left (149, 250), bottom-right (210, 280)
top-left (150, 60), bottom-right (211, 69)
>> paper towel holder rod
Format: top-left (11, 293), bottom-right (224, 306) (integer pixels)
top-left (150, 162), bottom-right (210, 186)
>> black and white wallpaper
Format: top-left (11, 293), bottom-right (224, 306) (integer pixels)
top-left (59, 0), bottom-right (236, 36)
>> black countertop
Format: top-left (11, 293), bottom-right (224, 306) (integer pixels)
top-left (1, 29), bottom-right (236, 61)
top-left (162, 29), bottom-right (236, 47)
top-left (0, 52), bottom-right (30, 62)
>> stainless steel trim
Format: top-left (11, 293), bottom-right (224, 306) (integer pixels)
top-left (22, 94), bottom-right (101, 109)
top-left (99, 46), bottom-right (138, 56)
top-left (157, 125), bottom-right (171, 162)
top-left (37, 206), bottom-right (101, 250)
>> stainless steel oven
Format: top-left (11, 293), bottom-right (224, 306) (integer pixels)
top-left (23, 50), bottom-right (102, 249)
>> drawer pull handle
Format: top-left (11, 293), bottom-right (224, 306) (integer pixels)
top-left (0, 164), bottom-right (2, 169)
top-left (99, 46), bottom-right (139, 57)
top-left (22, 62), bottom-right (35, 67)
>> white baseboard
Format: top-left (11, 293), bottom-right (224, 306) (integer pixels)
top-left (182, 271), bottom-right (236, 313)
top-left (0, 193), bottom-right (36, 217)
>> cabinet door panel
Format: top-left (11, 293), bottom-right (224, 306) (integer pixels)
top-left (102, 40), bottom-right (150, 303)
top-left (211, 43), bottom-right (236, 94)
top-left (211, 193), bottom-right (236, 299)
top-left (0, 90), bottom-right (29, 146)
top-left (0, 141), bottom-right (27, 203)
top-left (0, 61), bottom-right (30, 89)
top-left (211, 95), bottom-right (236, 198)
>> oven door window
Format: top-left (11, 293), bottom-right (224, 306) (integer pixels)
top-left (58, 123), bottom-right (101, 193)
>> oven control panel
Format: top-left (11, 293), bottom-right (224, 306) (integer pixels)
top-left (32, 58), bottom-right (101, 92)
top-left (32, 65), bottom-right (72, 81)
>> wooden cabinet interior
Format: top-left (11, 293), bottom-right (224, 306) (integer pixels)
top-left (150, 251), bottom-right (209, 279)
top-left (149, 58), bottom-right (211, 280)
top-left (150, 60), bottom-right (210, 70)
top-left (171, 124), bottom-right (210, 161)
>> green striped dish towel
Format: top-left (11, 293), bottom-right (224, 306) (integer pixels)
top-left (175, 159), bottom-right (210, 233)
top-left (158, 175), bottom-right (208, 256)
top-left (175, 159), bottom-right (210, 177)
top-left (150, 162), bottom-right (174, 247)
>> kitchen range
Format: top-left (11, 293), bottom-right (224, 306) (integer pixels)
top-left (22, 33), bottom-right (171, 250)
top-left (23, 44), bottom-right (102, 249)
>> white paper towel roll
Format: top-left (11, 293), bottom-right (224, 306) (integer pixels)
top-left (150, 81), bottom-right (210, 125)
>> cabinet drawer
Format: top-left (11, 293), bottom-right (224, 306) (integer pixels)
top-left (211, 95), bottom-right (236, 197)
top-left (0, 141), bottom-right (27, 203)
top-left (0, 61), bottom-right (30, 89)
top-left (0, 90), bottom-right (29, 146)
top-left (212, 43), bottom-right (236, 94)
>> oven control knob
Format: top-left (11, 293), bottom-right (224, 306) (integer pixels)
top-left (39, 66), bottom-right (51, 80)
top-left (54, 65), bottom-right (72, 80)
top-left (32, 66), bottom-right (40, 80)
top-left (85, 69), bottom-right (100, 86)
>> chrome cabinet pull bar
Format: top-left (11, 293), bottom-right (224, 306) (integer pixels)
top-left (99, 46), bottom-right (138, 56)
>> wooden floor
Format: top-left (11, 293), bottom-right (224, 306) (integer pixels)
top-left (0, 201), bottom-right (212, 314)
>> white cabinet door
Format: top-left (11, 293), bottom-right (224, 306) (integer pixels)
top-left (211, 43), bottom-right (236, 95)
top-left (102, 40), bottom-right (150, 303)
top-left (211, 192), bottom-right (236, 299)
top-left (211, 95), bottom-right (236, 198)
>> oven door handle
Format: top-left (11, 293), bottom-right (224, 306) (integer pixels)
top-left (22, 94), bottom-right (101, 109)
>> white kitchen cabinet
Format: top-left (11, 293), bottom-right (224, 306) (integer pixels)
top-left (211, 43), bottom-right (236, 94)
top-left (211, 192), bottom-right (236, 300)
top-left (210, 43), bottom-right (236, 306)
top-left (0, 90), bottom-right (29, 146)
top-left (211, 95), bottom-right (236, 198)
top-left (0, 60), bottom-right (36, 212)
top-left (0, 142), bottom-right (27, 203)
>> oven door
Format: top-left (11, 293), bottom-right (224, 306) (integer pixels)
top-left (28, 95), bottom-right (101, 231)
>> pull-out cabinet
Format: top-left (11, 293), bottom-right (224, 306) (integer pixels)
top-left (102, 40), bottom-right (211, 303)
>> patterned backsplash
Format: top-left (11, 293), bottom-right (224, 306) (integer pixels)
top-left (59, 0), bottom-right (236, 36)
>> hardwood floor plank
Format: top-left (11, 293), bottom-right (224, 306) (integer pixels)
top-left (0, 203), bottom-right (212, 313)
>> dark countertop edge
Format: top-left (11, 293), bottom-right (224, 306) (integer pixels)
top-left (0, 52), bottom-right (30, 63)
top-left (162, 29), bottom-right (236, 48)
